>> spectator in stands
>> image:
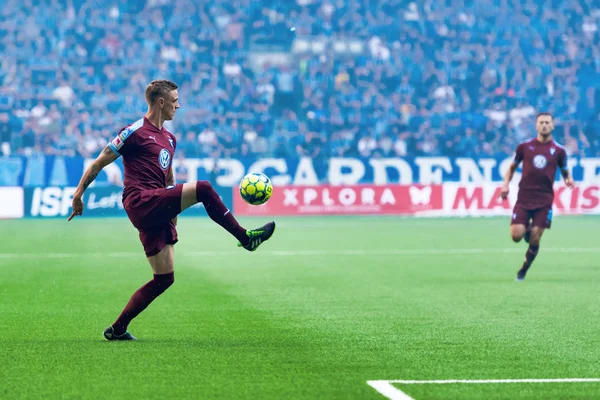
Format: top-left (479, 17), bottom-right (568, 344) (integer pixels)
top-left (1, 0), bottom-right (599, 159)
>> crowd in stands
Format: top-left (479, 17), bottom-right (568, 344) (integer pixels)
top-left (1, 0), bottom-right (600, 160)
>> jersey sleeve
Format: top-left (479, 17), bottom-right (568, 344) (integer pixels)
top-left (514, 143), bottom-right (525, 165)
top-left (108, 126), bottom-right (136, 157)
top-left (558, 147), bottom-right (568, 171)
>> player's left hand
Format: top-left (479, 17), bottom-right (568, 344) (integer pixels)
top-left (564, 177), bottom-right (574, 188)
top-left (68, 195), bottom-right (84, 221)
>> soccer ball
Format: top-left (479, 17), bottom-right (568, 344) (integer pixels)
top-left (239, 173), bottom-right (273, 205)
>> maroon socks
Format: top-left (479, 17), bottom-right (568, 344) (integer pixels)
top-left (520, 244), bottom-right (539, 272)
top-left (196, 180), bottom-right (248, 245)
top-left (112, 272), bottom-right (175, 335)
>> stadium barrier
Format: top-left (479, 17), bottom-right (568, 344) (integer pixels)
top-left (1, 183), bottom-right (599, 219)
top-left (233, 184), bottom-right (444, 216)
top-left (234, 183), bottom-right (600, 217)
top-left (0, 187), bottom-right (24, 218)
top-left (17, 186), bottom-right (233, 218)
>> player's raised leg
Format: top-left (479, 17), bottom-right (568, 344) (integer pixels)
top-left (510, 204), bottom-right (531, 243)
top-left (104, 245), bottom-right (175, 341)
top-left (510, 224), bottom-right (527, 243)
top-left (180, 181), bottom-right (275, 252)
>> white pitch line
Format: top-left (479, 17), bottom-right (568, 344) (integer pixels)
top-left (388, 378), bottom-right (600, 384)
top-left (0, 247), bottom-right (600, 259)
top-left (266, 247), bottom-right (600, 256)
top-left (368, 381), bottom-right (414, 400)
top-left (368, 378), bottom-right (600, 400)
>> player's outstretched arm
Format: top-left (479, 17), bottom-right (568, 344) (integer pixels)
top-left (68, 146), bottom-right (119, 221)
top-left (500, 161), bottom-right (518, 200)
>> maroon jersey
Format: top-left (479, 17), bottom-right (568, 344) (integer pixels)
top-left (108, 117), bottom-right (177, 200)
top-left (514, 137), bottom-right (567, 209)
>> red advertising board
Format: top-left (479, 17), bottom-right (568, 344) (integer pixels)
top-left (234, 183), bottom-right (600, 217)
top-left (233, 185), bottom-right (444, 216)
top-left (442, 183), bottom-right (600, 216)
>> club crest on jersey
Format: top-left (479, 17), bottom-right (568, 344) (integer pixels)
top-left (158, 149), bottom-right (171, 170)
top-left (168, 137), bottom-right (174, 148)
top-left (533, 154), bottom-right (547, 169)
top-left (550, 147), bottom-right (556, 155)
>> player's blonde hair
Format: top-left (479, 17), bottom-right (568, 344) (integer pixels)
top-left (145, 80), bottom-right (178, 106)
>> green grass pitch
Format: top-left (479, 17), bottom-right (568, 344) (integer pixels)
top-left (1, 216), bottom-right (599, 399)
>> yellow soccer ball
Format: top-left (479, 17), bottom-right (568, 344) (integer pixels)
top-left (239, 173), bottom-right (273, 205)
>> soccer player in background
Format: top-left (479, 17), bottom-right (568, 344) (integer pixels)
top-left (68, 80), bottom-right (276, 340)
top-left (500, 112), bottom-right (573, 281)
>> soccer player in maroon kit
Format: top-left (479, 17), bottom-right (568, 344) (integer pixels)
top-left (68, 80), bottom-right (276, 340)
top-left (500, 113), bottom-right (573, 281)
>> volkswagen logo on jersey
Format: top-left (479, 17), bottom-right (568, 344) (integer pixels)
top-left (158, 149), bottom-right (171, 170)
top-left (533, 154), bottom-right (547, 169)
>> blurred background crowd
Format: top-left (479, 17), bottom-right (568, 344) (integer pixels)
top-left (1, 0), bottom-right (600, 161)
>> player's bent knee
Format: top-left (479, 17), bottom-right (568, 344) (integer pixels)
top-left (161, 274), bottom-right (175, 289)
top-left (154, 272), bottom-right (174, 294)
top-left (181, 180), bottom-right (220, 212)
top-left (511, 233), bottom-right (525, 243)
top-left (196, 180), bottom-right (216, 196)
top-left (510, 226), bottom-right (525, 243)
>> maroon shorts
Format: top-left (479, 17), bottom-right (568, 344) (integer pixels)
top-left (511, 203), bottom-right (553, 229)
top-left (124, 184), bottom-right (183, 257)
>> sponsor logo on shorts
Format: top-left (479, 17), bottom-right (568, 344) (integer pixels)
top-left (159, 149), bottom-right (171, 170)
top-left (533, 155), bottom-right (547, 169)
